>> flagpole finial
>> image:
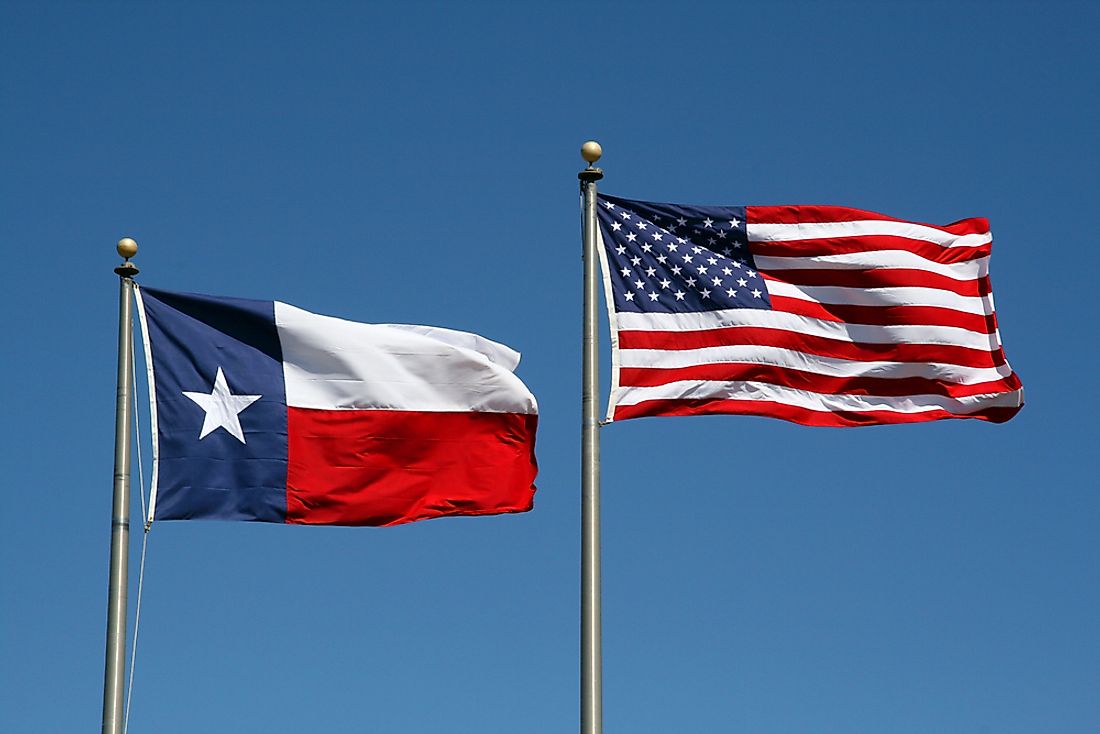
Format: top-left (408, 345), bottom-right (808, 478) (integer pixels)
top-left (581, 140), bottom-right (602, 166)
top-left (115, 237), bottom-right (139, 277)
top-left (579, 141), bottom-right (604, 184)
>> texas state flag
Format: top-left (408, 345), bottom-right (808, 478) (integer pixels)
top-left (135, 286), bottom-right (538, 526)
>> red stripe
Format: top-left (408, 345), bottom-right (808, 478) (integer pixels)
top-left (286, 408), bottom-right (537, 526)
top-left (746, 205), bottom-right (989, 235)
top-left (769, 295), bottom-right (998, 334)
top-left (618, 363), bottom-right (1022, 399)
top-left (618, 327), bottom-right (1007, 368)
top-left (614, 398), bottom-right (1021, 427)
top-left (762, 269), bottom-right (992, 297)
top-left (749, 235), bottom-right (990, 264)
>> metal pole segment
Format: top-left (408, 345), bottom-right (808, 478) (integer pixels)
top-left (579, 142), bottom-right (604, 734)
top-left (103, 240), bottom-right (139, 734)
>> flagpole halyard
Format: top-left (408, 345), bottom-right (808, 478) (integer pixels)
top-left (103, 238), bottom-right (138, 734)
top-left (579, 141), bottom-right (604, 734)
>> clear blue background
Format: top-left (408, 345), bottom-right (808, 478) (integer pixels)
top-left (2, 2), bottom-right (1097, 732)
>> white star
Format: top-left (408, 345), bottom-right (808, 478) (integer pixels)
top-left (692, 246), bottom-right (703, 254)
top-left (711, 276), bottom-right (722, 286)
top-left (697, 265), bottom-right (708, 275)
top-left (620, 267), bottom-right (632, 277)
top-left (707, 256), bottom-right (717, 265)
top-left (703, 217), bottom-right (714, 228)
top-left (647, 291), bottom-right (659, 301)
top-left (671, 265), bottom-right (683, 275)
top-left (652, 232), bottom-right (663, 241)
top-left (700, 288), bottom-right (711, 299)
top-left (611, 221), bottom-right (622, 231)
top-left (635, 221), bottom-right (647, 230)
top-left (737, 278), bottom-right (748, 287)
top-left (634, 279), bottom-right (645, 289)
top-left (752, 288), bottom-right (763, 298)
top-left (746, 269), bottom-right (757, 278)
top-left (645, 267), bottom-right (657, 276)
top-left (728, 218), bottom-right (740, 228)
top-left (603, 201), bottom-right (615, 209)
top-left (626, 232), bottom-right (638, 242)
top-left (631, 256), bottom-right (642, 265)
top-left (659, 278), bottom-right (671, 289)
top-left (183, 367), bottom-right (261, 444)
top-left (656, 254), bottom-right (668, 264)
top-left (685, 276), bottom-right (697, 287)
top-left (642, 243), bottom-right (653, 252)
top-left (615, 245), bottom-right (626, 255)
top-left (726, 288), bottom-right (737, 297)
top-left (722, 267), bottom-right (733, 276)
top-left (674, 290), bottom-right (686, 300)
top-left (677, 217), bottom-right (687, 226)
top-left (624, 291), bottom-right (635, 301)
top-left (683, 254), bottom-right (694, 263)
top-left (620, 211), bottom-right (631, 219)
top-left (667, 243), bottom-right (678, 252)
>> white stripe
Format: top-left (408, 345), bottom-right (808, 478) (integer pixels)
top-left (274, 302), bottom-right (537, 414)
top-left (132, 285), bottom-right (161, 525)
top-left (374, 324), bottom-right (521, 371)
top-left (619, 345), bottom-right (1014, 385)
top-left (747, 220), bottom-right (991, 248)
top-left (614, 380), bottom-right (1023, 415)
top-left (754, 253), bottom-right (990, 281)
top-left (614, 308), bottom-right (1004, 352)
top-left (766, 280), bottom-right (994, 316)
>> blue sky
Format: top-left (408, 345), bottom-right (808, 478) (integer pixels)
top-left (2, 1), bottom-right (1097, 732)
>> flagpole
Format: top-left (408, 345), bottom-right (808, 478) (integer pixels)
top-left (103, 238), bottom-right (138, 734)
top-left (579, 140), bottom-right (604, 734)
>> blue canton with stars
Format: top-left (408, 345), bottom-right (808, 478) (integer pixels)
top-left (596, 193), bottom-right (771, 314)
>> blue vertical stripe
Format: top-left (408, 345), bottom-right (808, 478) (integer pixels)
top-left (141, 287), bottom-right (289, 522)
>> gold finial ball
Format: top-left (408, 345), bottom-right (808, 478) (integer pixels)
top-left (117, 237), bottom-right (138, 259)
top-left (581, 140), bottom-right (602, 164)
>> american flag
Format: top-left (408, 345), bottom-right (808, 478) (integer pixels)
top-left (595, 193), bottom-right (1023, 427)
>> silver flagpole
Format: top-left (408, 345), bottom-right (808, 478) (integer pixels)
top-left (579, 141), bottom-right (604, 734)
top-left (103, 238), bottom-right (139, 734)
